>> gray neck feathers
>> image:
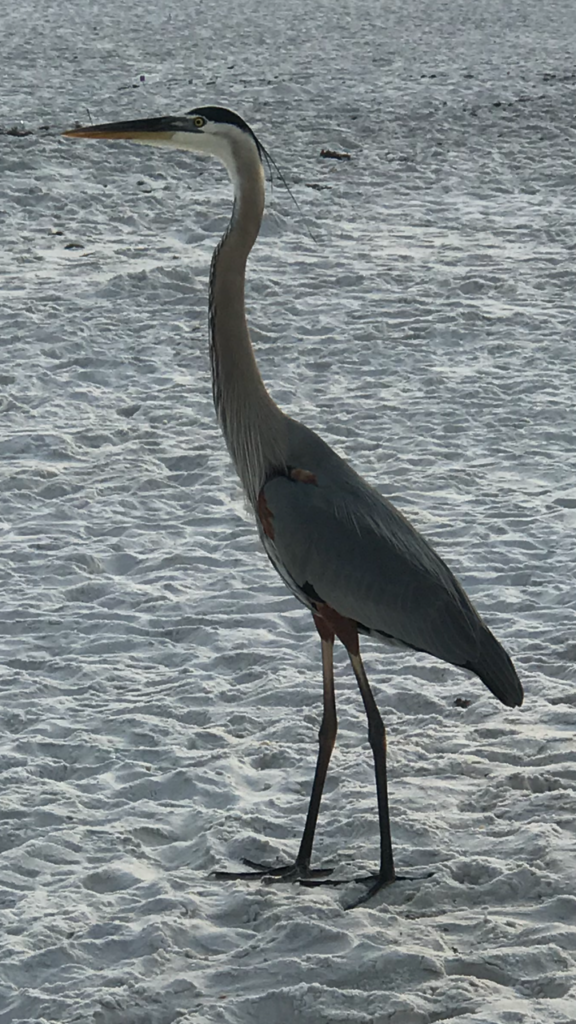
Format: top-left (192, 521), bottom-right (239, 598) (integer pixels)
top-left (208, 137), bottom-right (287, 506)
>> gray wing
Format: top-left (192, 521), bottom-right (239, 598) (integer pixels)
top-left (260, 463), bottom-right (485, 668)
top-left (257, 422), bottom-right (522, 709)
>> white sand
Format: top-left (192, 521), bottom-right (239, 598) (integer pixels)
top-left (1, 0), bottom-right (576, 1021)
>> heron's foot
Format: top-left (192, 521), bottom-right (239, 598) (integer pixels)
top-left (211, 861), bottom-right (433, 903)
top-left (211, 857), bottom-right (335, 886)
top-left (345, 869), bottom-right (434, 909)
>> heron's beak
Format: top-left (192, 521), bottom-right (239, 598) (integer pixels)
top-left (63, 115), bottom-right (192, 144)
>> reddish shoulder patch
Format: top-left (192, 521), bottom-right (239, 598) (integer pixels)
top-left (290, 468), bottom-right (318, 485)
top-left (257, 490), bottom-right (275, 540)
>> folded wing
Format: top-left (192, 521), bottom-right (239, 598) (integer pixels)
top-left (260, 457), bottom-right (522, 707)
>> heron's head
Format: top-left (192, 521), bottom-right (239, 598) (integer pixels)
top-left (64, 105), bottom-right (264, 178)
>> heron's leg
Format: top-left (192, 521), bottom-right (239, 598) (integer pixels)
top-left (347, 648), bottom-right (396, 905)
top-left (294, 624), bottom-right (337, 870)
top-left (211, 622), bottom-right (338, 884)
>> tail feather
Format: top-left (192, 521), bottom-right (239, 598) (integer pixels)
top-left (464, 626), bottom-right (523, 708)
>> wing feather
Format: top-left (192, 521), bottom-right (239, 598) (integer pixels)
top-left (261, 468), bottom-right (483, 667)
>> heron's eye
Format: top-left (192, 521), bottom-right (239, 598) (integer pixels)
top-left (193, 116), bottom-right (206, 128)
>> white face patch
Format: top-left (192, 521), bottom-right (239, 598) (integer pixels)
top-left (167, 123), bottom-right (261, 187)
top-left (167, 130), bottom-right (216, 154)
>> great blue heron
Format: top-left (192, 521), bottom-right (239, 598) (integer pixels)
top-left (64, 106), bottom-right (523, 906)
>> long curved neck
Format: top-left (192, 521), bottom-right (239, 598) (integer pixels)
top-left (209, 141), bottom-right (287, 505)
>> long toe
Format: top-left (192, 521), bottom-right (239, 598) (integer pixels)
top-left (210, 859), bottom-right (335, 884)
top-left (345, 869), bottom-right (434, 909)
top-left (345, 873), bottom-right (394, 909)
top-left (243, 858), bottom-right (335, 880)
